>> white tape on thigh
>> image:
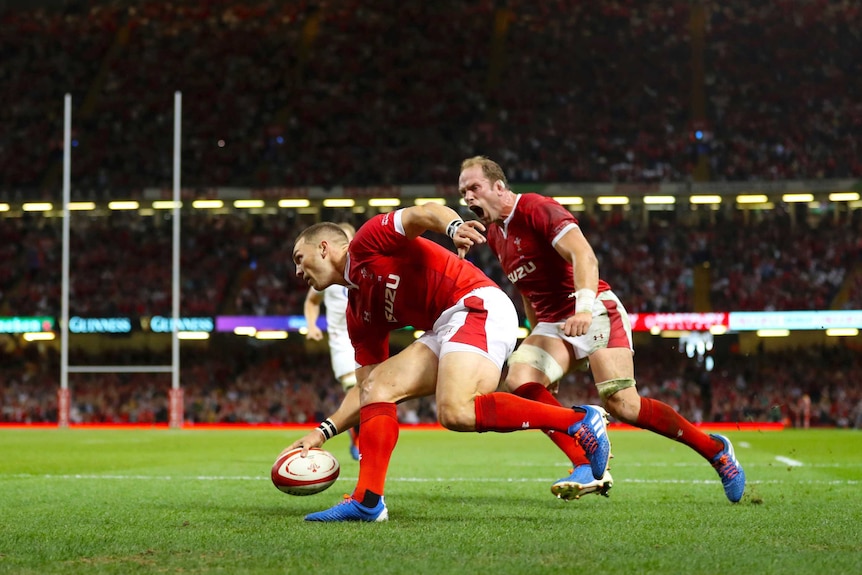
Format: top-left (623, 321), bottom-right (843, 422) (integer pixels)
top-left (339, 372), bottom-right (358, 391)
top-left (507, 344), bottom-right (565, 383)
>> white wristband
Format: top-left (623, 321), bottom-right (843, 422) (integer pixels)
top-left (574, 288), bottom-right (596, 314)
top-left (446, 218), bottom-right (464, 239)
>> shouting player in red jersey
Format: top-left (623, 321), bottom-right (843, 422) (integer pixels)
top-left (285, 203), bottom-right (611, 521)
top-left (457, 156), bottom-right (745, 503)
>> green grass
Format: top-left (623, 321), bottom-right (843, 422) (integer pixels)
top-left (1, 427), bottom-right (860, 574)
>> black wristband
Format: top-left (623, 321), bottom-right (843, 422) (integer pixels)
top-left (317, 418), bottom-right (338, 440)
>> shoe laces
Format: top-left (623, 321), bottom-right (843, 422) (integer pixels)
top-left (712, 454), bottom-right (739, 480)
top-left (575, 427), bottom-right (599, 454)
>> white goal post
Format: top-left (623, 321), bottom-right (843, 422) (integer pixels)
top-left (58, 92), bottom-right (185, 428)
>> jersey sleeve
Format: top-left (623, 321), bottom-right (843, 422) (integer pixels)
top-left (351, 211), bottom-right (407, 260)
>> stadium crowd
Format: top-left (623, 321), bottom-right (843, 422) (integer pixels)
top-left (1, 0), bottom-right (861, 196)
top-left (3, 338), bottom-right (861, 430)
top-left (2, 205), bottom-right (861, 319)
top-left (2, 1), bottom-right (862, 429)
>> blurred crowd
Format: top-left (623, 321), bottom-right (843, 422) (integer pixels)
top-left (3, 338), bottom-right (861, 429)
top-left (1, 0), bottom-right (861, 196)
top-left (2, 0), bottom-right (862, 428)
top-left (3, 205), bottom-right (861, 319)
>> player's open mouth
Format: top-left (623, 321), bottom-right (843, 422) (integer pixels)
top-left (468, 205), bottom-right (485, 219)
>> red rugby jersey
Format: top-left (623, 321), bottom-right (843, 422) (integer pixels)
top-left (346, 210), bottom-right (496, 366)
top-left (486, 193), bottom-right (611, 323)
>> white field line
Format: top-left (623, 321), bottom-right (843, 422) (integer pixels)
top-left (1, 473), bottom-right (859, 486)
top-left (774, 456), bottom-right (804, 467)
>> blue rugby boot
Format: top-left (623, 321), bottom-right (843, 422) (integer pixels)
top-left (710, 434), bottom-right (745, 503)
top-left (569, 405), bottom-right (611, 480)
top-left (305, 495), bottom-right (389, 522)
top-left (551, 464), bottom-right (613, 500)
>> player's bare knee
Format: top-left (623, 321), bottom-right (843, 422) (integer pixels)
top-left (436, 403), bottom-right (475, 431)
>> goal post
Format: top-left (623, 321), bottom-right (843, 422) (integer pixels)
top-left (58, 92), bottom-right (185, 428)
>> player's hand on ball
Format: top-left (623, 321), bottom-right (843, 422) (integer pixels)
top-left (285, 429), bottom-right (325, 457)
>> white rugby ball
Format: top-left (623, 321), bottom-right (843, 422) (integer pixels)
top-left (271, 447), bottom-right (340, 496)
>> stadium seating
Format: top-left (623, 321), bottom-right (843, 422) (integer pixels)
top-left (1, 0), bottom-right (860, 193)
top-left (2, 1), bottom-right (861, 426)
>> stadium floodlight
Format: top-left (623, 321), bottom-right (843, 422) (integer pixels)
top-left (0, 203), bottom-right (10, 212)
top-left (689, 195), bottom-right (722, 205)
top-left (756, 329), bottom-right (790, 337)
top-left (255, 330), bottom-right (288, 340)
top-left (152, 200), bottom-right (182, 209)
top-left (659, 330), bottom-right (689, 338)
top-left (322, 198), bottom-right (355, 208)
top-left (67, 202), bottom-right (96, 211)
top-left (369, 198), bottom-right (401, 207)
top-left (108, 201), bottom-right (139, 210)
top-left (177, 331), bottom-right (209, 340)
top-left (596, 196), bottom-right (629, 205)
top-left (233, 199), bottom-right (265, 209)
top-left (782, 193), bottom-right (814, 203)
top-left (23, 332), bottom-right (55, 341)
top-left (278, 199), bottom-right (311, 208)
top-left (233, 326), bottom-right (257, 336)
top-left (552, 196), bottom-right (584, 206)
top-left (643, 195), bottom-right (676, 204)
top-left (414, 197), bottom-right (446, 206)
top-left (192, 199), bottom-right (224, 209)
top-left (826, 328), bottom-right (858, 337)
top-left (736, 194), bottom-right (768, 204)
top-left (23, 202), bottom-right (53, 211)
top-left (829, 192), bottom-right (860, 202)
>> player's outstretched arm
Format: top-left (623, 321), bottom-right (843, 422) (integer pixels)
top-left (400, 204), bottom-right (486, 258)
top-left (284, 384), bottom-right (362, 457)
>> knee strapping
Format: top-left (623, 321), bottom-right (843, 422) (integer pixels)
top-left (507, 344), bottom-right (565, 383)
top-left (596, 377), bottom-right (636, 402)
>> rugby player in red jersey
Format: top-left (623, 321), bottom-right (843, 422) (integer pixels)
top-left (286, 203), bottom-right (611, 521)
top-left (457, 156), bottom-right (745, 503)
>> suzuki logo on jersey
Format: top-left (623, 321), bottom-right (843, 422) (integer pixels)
top-left (507, 261), bottom-right (536, 284)
top-left (384, 274), bottom-right (401, 322)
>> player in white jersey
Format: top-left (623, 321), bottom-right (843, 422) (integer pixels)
top-left (304, 222), bottom-right (360, 459)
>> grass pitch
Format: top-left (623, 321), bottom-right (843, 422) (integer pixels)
top-left (1, 426), bottom-right (860, 575)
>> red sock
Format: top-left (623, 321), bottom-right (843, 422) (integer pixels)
top-left (474, 392), bottom-right (583, 433)
top-left (513, 382), bottom-right (590, 466)
top-left (635, 396), bottom-right (722, 460)
top-left (352, 402), bottom-right (398, 502)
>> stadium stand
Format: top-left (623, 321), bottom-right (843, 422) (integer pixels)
top-left (1, 1), bottom-right (861, 426)
top-left (1, 0), bottom-right (860, 194)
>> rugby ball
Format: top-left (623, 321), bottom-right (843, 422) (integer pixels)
top-left (271, 447), bottom-right (340, 496)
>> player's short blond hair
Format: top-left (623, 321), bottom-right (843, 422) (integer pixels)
top-left (296, 222), bottom-right (350, 247)
top-left (337, 222), bottom-right (356, 240)
top-left (460, 156), bottom-right (509, 189)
